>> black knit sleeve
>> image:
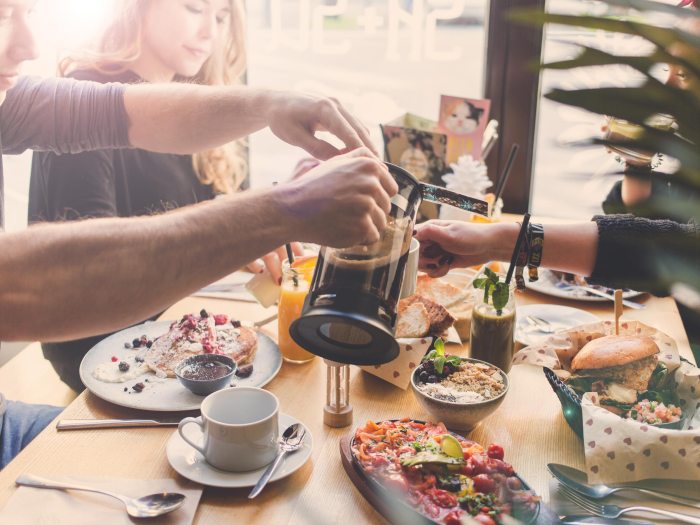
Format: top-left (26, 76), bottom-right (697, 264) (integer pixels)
top-left (590, 214), bottom-right (699, 295)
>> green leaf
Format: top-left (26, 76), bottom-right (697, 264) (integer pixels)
top-left (447, 356), bottom-right (462, 367)
top-left (473, 277), bottom-right (488, 289)
top-left (601, 0), bottom-right (700, 19)
top-left (483, 282), bottom-right (491, 305)
top-left (433, 338), bottom-right (445, 356)
top-left (484, 267), bottom-right (499, 283)
top-left (492, 282), bottom-right (510, 315)
top-left (434, 356), bottom-right (446, 375)
top-left (509, 10), bottom-right (700, 51)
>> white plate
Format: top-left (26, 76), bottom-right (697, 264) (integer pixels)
top-left (79, 320), bottom-right (282, 412)
top-left (515, 304), bottom-right (599, 347)
top-left (525, 269), bottom-right (643, 303)
top-left (166, 413), bottom-right (312, 488)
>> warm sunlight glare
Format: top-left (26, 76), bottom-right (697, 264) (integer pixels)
top-left (45, 0), bottom-right (116, 47)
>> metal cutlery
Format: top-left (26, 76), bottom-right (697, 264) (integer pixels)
top-left (248, 423), bottom-right (306, 499)
top-left (57, 419), bottom-right (181, 430)
top-left (548, 463), bottom-right (700, 509)
top-left (524, 315), bottom-right (558, 334)
top-left (16, 473), bottom-right (185, 518)
top-left (558, 482), bottom-right (700, 524)
top-left (561, 516), bottom-right (654, 525)
top-left (557, 284), bottom-right (645, 309)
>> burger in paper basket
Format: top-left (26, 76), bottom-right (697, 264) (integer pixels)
top-left (514, 319), bottom-right (700, 483)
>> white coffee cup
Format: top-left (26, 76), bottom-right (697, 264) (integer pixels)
top-left (400, 238), bottom-right (420, 299)
top-left (178, 387), bottom-right (279, 472)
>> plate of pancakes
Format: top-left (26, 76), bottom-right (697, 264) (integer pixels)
top-left (80, 312), bottom-right (282, 411)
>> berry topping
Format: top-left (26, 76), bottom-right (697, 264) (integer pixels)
top-left (199, 309), bottom-right (209, 318)
top-left (213, 314), bottom-right (228, 326)
top-left (231, 319), bottom-right (242, 328)
top-left (235, 364), bottom-right (254, 378)
top-left (132, 382), bottom-right (145, 393)
top-left (118, 361), bottom-right (130, 372)
top-left (111, 356), bottom-right (119, 362)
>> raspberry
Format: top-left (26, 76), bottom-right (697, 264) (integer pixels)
top-left (213, 314), bottom-right (228, 325)
top-left (111, 356), bottom-right (118, 362)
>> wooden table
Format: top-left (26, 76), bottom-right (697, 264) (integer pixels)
top-left (0, 289), bottom-right (694, 524)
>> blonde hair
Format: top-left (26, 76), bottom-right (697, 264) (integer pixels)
top-left (60, 0), bottom-right (248, 194)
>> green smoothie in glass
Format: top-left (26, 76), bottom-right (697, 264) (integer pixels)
top-left (469, 268), bottom-right (515, 373)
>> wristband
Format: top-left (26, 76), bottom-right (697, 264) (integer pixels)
top-left (527, 223), bottom-right (544, 282)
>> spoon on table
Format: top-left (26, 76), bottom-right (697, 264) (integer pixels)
top-left (524, 315), bottom-right (557, 334)
top-left (15, 474), bottom-right (186, 518)
top-left (248, 423), bottom-right (306, 499)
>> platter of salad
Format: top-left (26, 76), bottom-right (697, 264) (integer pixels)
top-left (341, 418), bottom-right (557, 525)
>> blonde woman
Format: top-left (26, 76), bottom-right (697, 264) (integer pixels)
top-left (28, 0), bottom-right (298, 391)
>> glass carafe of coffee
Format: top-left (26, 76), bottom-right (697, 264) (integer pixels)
top-left (290, 163), bottom-right (488, 365)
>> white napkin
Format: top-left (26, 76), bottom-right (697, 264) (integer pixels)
top-left (360, 337), bottom-right (433, 389)
top-left (0, 477), bottom-right (202, 525)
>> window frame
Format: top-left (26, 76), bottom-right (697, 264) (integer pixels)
top-left (485, 0), bottom-right (545, 214)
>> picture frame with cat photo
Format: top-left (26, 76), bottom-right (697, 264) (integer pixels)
top-left (438, 95), bottom-right (491, 162)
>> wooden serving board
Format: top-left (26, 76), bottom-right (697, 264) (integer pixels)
top-left (339, 435), bottom-right (561, 525)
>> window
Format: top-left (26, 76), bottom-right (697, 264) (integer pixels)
top-left (530, 0), bottom-right (673, 219)
top-left (245, 0), bottom-right (491, 187)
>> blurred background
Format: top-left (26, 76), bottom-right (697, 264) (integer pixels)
top-left (2, 0), bottom-right (677, 233)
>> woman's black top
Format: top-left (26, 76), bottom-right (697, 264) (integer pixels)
top-left (27, 69), bottom-right (218, 392)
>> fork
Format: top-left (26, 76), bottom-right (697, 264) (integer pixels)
top-left (558, 483), bottom-right (700, 524)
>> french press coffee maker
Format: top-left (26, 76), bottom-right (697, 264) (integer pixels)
top-left (290, 163), bottom-right (488, 366)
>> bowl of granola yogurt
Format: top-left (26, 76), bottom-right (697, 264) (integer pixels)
top-left (411, 357), bottom-right (509, 431)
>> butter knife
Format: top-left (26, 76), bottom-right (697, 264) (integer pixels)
top-left (561, 516), bottom-right (653, 525)
top-left (57, 419), bottom-right (180, 430)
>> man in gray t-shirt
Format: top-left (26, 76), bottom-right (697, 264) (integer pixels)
top-left (0, 1), bottom-right (397, 469)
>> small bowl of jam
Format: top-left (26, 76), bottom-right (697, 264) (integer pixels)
top-left (175, 354), bottom-right (237, 396)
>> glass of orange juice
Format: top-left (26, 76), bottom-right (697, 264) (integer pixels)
top-left (471, 193), bottom-right (502, 223)
top-left (278, 255), bottom-right (318, 363)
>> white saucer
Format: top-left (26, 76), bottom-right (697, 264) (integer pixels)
top-left (166, 413), bottom-right (312, 488)
top-left (515, 304), bottom-right (599, 347)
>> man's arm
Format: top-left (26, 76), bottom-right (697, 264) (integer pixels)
top-left (1, 77), bottom-right (375, 161)
top-left (0, 149), bottom-right (396, 342)
top-left (123, 84), bottom-right (375, 160)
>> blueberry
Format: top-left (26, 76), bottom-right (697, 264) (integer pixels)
top-left (235, 364), bottom-right (253, 378)
top-left (231, 319), bottom-right (241, 328)
top-left (200, 309), bottom-right (209, 318)
top-left (132, 338), bottom-right (141, 348)
top-left (146, 340), bottom-right (153, 348)
top-left (124, 342), bottom-right (132, 349)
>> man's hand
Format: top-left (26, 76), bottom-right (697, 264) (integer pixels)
top-left (280, 148), bottom-right (397, 248)
top-left (267, 93), bottom-right (377, 160)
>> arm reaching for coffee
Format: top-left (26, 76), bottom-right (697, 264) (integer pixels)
top-left (414, 220), bottom-right (599, 278)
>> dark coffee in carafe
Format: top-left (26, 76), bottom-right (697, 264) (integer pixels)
top-left (313, 221), bottom-right (412, 323)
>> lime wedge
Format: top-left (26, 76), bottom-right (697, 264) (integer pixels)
top-left (439, 434), bottom-right (463, 459)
